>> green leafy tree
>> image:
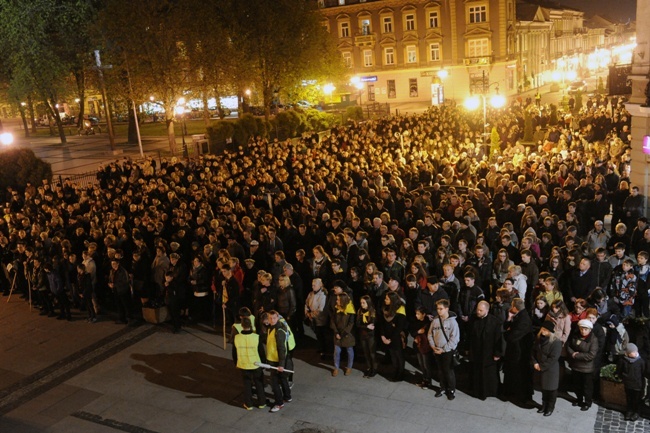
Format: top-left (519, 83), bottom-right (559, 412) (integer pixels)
top-left (96, 0), bottom-right (193, 154)
top-left (230, 0), bottom-right (345, 119)
top-left (0, 0), bottom-right (96, 144)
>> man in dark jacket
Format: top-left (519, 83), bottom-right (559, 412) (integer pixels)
top-left (415, 275), bottom-right (449, 317)
top-left (568, 258), bottom-right (597, 306)
top-left (503, 298), bottom-right (534, 405)
top-left (458, 272), bottom-right (485, 351)
top-left (108, 258), bottom-right (132, 324)
top-left (468, 301), bottom-right (504, 400)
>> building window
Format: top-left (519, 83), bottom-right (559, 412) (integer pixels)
top-left (405, 14), bottom-right (416, 31)
top-left (406, 45), bottom-right (417, 63)
top-left (360, 18), bottom-right (371, 35)
top-left (409, 78), bottom-right (418, 97)
top-left (387, 80), bottom-right (396, 98)
top-left (428, 11), bottom-right (439, 28)
top-left (382, 16), bottom-right (393, 33)
top-left (342, 52), bottom-right (352, 68)
top-left (468, 38), bottom-right (489, 57)
top-left (469, 5), bottom-right (487, 23)
top-left (429, 43), bottom-right (440, 61)
top-left (384, 47), bottom-right (395, 65)
top-left (340, 22), bottom-right (350, 38)
top-left (363, 49), bottom-right (373, 67)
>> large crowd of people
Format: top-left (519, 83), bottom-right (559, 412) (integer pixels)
top-left (1, 94), bottom-right (649, 419)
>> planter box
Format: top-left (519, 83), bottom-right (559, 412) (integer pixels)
top-left (600, 378), bottom-right (627, 411)
top-left (143, 306), bottom-right (169, 324)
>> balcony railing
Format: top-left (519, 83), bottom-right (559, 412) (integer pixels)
top-left (463, 56), bottom-right (492, 66)
top-left (355, 33), bottom-right (376, 47)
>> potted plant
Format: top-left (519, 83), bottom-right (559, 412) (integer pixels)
top-left (599, 363), bottom-right (626, 410)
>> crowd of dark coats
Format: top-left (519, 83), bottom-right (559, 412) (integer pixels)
top-left (1, 95), bottom-right (649, 419)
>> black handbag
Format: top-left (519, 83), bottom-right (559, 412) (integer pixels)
top-left (438, 316), bottom-right (461, 367)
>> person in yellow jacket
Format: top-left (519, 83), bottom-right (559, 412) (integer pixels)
top-left (331, 292), bottom-right (356, 377)
top-left (232, 317), bottom-right (266, 410)
top-left (265, 310), bottom-right (292, 413)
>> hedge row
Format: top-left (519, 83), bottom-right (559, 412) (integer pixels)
top-left (0, 148), bottom-right (52, 193)
top-left (207, 107), bottom-right (363, 152)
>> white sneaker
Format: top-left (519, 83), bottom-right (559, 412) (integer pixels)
top-left (269, 404), bottom-right (284, 413)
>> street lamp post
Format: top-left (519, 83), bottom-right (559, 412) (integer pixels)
top-left (464, 83), bottom-right (506, 139)
top-left (175, 104), bottom-right (188, 161)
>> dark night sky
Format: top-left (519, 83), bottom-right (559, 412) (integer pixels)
top-left (557, 0), bottom-right (637, 22)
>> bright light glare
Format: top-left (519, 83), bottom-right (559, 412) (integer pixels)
top-left (437, 69), bottom-right (448, 79)
top-left (0, 132), bottom-right (14, 146)
top-left (464, 96), bottom-right (480, 110)
top-left (177, 97), bottom-right (186, 106)
top-left (323, 83), bottom-right (335, 95)
top-left (245, 89), bottom-right (251, 96)
top-left (490, 94), bottom-right (506, 108)
top-left (551, 71), bottom-right (562, 81)
top-left (566, 70), bottom-right (577, 81)
top-left (174, 106), bottom-right (184, 116)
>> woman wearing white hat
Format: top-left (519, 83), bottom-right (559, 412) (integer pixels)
top-left (566, 319), bottom-right (599, 411)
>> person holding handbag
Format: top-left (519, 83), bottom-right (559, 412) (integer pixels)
top-left (428, 298), bottom-right (460, 400)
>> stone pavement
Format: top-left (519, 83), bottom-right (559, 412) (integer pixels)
top-left (1, 293), bottom-right (638, 433)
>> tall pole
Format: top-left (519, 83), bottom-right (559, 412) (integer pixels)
top-left (124, 55), bottom-right (144, 157)
top-left (94, 50), bottom-right (116, 151)
top-left (483, 95), bottom-right (487, 139)
top-left (181, 113), bottom-right (188, 161)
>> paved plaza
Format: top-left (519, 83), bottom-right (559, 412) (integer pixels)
top-left (1, 296), bottom-right (645, 433)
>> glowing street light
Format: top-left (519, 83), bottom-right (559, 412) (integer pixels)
top-left (464, 96), bottom-right (481, 111)
top-left (490, 94), bottom-right (506, 108)
top-left (323, 83), bottom-right (335, 95)
top-left (0, 132), bottom-right (14, 146)
top-left (245, 89), bottom-right (251, 96)
top-left (437, 69), bottom-right (448, 80)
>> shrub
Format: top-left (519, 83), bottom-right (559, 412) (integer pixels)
top-left (344, 106), bottom-right (364, 122)
top-left (0, 148), bottom-right (52, 192)
top-left (206, 121), bottom-right (235, 154)
top-left (600, 363), bottom-right (622, 383)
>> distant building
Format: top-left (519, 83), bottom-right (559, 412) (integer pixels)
top-left (318, 0), bottom-right (519, 104)
top-left (318, 0), bottom-right (623, 103)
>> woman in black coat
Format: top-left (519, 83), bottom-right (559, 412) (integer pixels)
top-left (378, 291), bottom-right (408, 382)
top-left (532, 320), bottom-right (562, 416)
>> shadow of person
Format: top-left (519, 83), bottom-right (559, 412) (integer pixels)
top-left (131, 351), bottom-right (246, 406)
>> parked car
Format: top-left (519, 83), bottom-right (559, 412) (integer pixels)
top-left (567, 80), bottom-right (587, 94)
top-left (294, 100), bottom-right (312, 110)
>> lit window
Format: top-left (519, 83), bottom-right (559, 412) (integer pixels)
top-left (343, 52), bottom-right (352, 68)
top-left (405, 14), bottom-right (416, 31)
top-left (340, 22), bottom-right (350, 38)
top-left (468, 38), bottom-right (489, 57)
top-left (338, 0), bottom-right (345, 5)
top-left (364, 49), bottom-right (373, 67)
top-left (429, 43), bottom-right (440, 61)
top-left (428, 11), bottom-right (439, 28)
top-left (469, 5), bottom-right (487, 23)
top-left (360, 19), bottom-right (371, 35)
top-left (406, 46), bottom-right (417, 63)
top-left (384, 47), bottom-right (395, 65)
top-left (383, 16), bottom-right (393, 33)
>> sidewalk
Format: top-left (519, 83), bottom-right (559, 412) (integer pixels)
top-left (0, 293), bottom-right (610, 433)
